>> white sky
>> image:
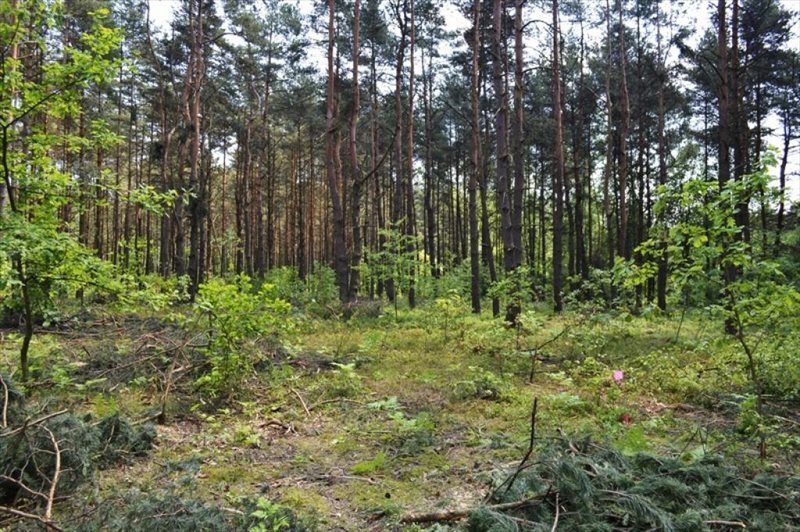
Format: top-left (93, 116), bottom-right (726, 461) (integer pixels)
top-left (146, 0), bottom-right (798, 199)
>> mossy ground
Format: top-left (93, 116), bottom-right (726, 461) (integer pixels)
top-left (1, 302), bottom-right (797, 530)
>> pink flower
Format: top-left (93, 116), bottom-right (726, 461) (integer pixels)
top-left (612, 370), bottom-right (624, 383)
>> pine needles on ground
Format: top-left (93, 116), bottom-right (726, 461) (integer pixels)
top-left (470, 438), bottom-right (800, 531)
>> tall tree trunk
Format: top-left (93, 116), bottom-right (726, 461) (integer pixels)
top-left (389, 3), bottom-right (408, 303)
top-left (717, 0), bottom-right (736, 334)
top-left (617, 0), bottom-right (630, 260)
top-left (423, 49), bottom-right (437, 278)
top-left (326, 0), bottom-right (349, 302)
top-left (552, 0), bottom-right (565, 313)
top-left (493, 0), bottom-right (515, 322)
top-left (574, 10), bottom-right (587, 281)
top-left (405, 0), bottom-right (417, 309)
top-left (603, 0), bottom-right (614, 268)
top-left (656, 2), bottom-right (668, 311)
top-left (469, 0), bottom-right (483, 314)
top-left (509, 0), bottom-right (526, 318)
top-left (775, 107), bottom-right (791, 252)
top-left (348, 0), bottom-right (363, 301)
top-left (730, 0), bottom-right (749, 244)
top-left (186, 0), bottom-right (205, 299)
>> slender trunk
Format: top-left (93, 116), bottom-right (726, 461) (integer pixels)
top-left (656, 4), bottom-right (667, 311)
top-left (493, 0), bottom-right (515, 322)
top-left (552, 0), bottom-right (565, 313)
top-left (405, 0), bottom-right (417, 309)
top-left (327, 0), bottom-right (349, 302)
top-left (717, 0), bottom-right (736, 335)
top-left (617, 0), bottom-right (630, 260)
top-left (603, 0), bottom-right (614, 268)
top-left (348, 0), bottom-right (363, 300)
top-left (186, 0), bottom-right (205, 298)
top-left (730, 0), bottom-right (749, 244)
top-left (469, 0), bottom-right (483, 314)
top-left (389, 4), bottom-right (408, 303)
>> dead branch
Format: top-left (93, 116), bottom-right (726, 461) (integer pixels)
top-left (290, 388), bottom-right (311, 417)
top-left (1, 410), bottom-right (69, 439)
top-left (0, 372), bottom-right (8, 428)
top-left (0, 504), bottom-right (64, 531)
top-left (487, 396), bottom-right (538, 501)
top-left (41, 427), bottom-right (61, 524)
top-left (704, 520), bottom-right (746, 528)
top-left (399, 494), bottom-right (549, 524)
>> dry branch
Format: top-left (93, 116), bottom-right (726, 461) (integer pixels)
top-left (399, 494), bottom-right (548, 524)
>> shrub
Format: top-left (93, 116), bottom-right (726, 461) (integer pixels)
top-left (187, 275), bottom-right (291, 398)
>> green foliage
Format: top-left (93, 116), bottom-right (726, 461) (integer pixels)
top-left (262, 265), bottom-right (339, 315)
top-left (249, 497), bottom-right (294, 532)
top-left (185, 275), bottom-right (291, 398)
top-left (350, 451), bottom-right (387, 475)
top-left (362, 223), bottom-right (424, 312)
top-left (434, 289), bottom-right (464, 341)
top-left (454, 366), bottom-right (507, 401)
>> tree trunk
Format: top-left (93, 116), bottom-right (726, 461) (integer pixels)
top-left (186, 0), bottom-right (205, 299)
top-left (469, 0), bottom-right (483, 314)
top-left (617, 0), bottom-right (630, 260)
top-left (348, 0), bottom-right (363, 301)
top-left (326, 0), bottom-right (349, 302)
top-left (493, 0), bottom-right (515, 322)
top-left (552, 0), bottom-right (565, 313)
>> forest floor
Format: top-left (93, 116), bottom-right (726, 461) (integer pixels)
top-left (2, 302), bottom-right (799, 530)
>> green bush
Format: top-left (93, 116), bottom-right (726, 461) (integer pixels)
top-left (186, 275), bottom-right (291, 397)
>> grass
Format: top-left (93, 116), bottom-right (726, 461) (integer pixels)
top-left (1, 300), bottom-right (798, 530)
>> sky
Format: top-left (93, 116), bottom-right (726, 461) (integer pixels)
top-left (145, 0), bottom-right (798, 199)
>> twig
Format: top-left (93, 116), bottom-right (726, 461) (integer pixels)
top-left (291, 388), bottom-right (311, 417)
top-left (42, 427), bottom-right (61, 525)
top-left (308, 398), bottom-right (365, 411)
top-left (1, 410), bottom-right (69, 438)
top-left (704, 520), bottom-right (746, 528)
top-left (399, 494), bottom-right (549, 524)
top-left (0, 372), bottom-right (8, 428)
top-left (0, 505), bottom-right (63, 531)
top-left (550, 493), bottom-right (560, 532)
top-left (158, 354), bottom-right (180, 424)
top-left (488, 396), bottom-right (538, 500)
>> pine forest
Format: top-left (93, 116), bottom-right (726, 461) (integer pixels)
top-left (1, 0), bottom-right (799, 529)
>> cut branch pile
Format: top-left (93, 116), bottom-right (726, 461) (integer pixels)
top-left (0, 374), bottom-right (156, 530)
top-left (467, 437), bottom-right (800, 531)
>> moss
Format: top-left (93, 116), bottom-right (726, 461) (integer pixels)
top-left (280, 486), bottom-right (331, 516)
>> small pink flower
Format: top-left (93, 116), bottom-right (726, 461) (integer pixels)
top-left (612, 370), bottom-right (624, 383)
top-left (621, 413), bottom-right (631, 425)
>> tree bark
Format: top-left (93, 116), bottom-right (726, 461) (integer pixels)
top-left (469, 0), bottom-right (483, 314)
top-left (348, 0), bottom-right (363, 301)
top-left (326, 0), bottom-right (349, 302)
top-left (552, 0), bottom-right (565, 313)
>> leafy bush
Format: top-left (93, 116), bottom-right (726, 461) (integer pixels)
top-left (186, 275), bottom-right (291, 397)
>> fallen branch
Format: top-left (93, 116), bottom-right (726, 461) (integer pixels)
top-left (486, 396), bottom-right (538, 501)
top-left (1, 410), bottom-right (69, 438)
top-left (42, 426), bottom-right (61, 524)
top-left (290, 388), bottom-right (311, 417)
top-left (704, 520), bottom-right (746, 528)
top-left (0, 505), bottom-right (63, 531)
top-left (0, 372), bottom-right (8, 428)
top-left (399, 494), bottom-right (549, 524)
